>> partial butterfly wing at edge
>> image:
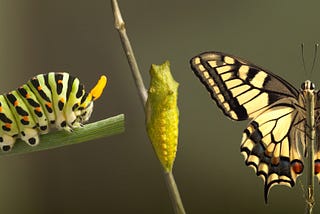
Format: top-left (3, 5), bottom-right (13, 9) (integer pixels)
top-left (190, 51), bottom-right (304, 201)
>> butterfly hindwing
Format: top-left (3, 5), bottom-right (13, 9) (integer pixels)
top-left (190, 51), bottom-right (306, 201)
top-left (241, 100), bottom-right (304, 201)
top-left (314, 92), bottom-right (320, 181)
top-left (190, 52), bottom-right (299, 121)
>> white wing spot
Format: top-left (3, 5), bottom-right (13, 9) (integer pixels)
top-left (208, 78), bottom-right (215, 86)
top-left (230, 84), bottom-right (250, 97)
top-left (236, 88), bottom-right (260, 105)
top-left (258, 162), bottom-right (269, 175)
top-left (238, 65), bottom-right (250, 80)
top-left (229, 110), bottom-right (238, 120)
top-left (224, 56), bottom-right (235, 64)
top-left (246, 124), bottom-right (254, 134)
top-left (217, 94), bottom-right (225, 102)
top-left (203, 71), bottom-right (210, 78)
top-left (208, 60), bottom-right (217, 67)
top-left (221, 72), bottom-right (233, 81)
top-left (194, 57), bottom-right (200, 64)
top-left (267, 173), bottom-right (279, 184)
top-left (242, 138), bottom-right (255, 151)
top-left (279, 177), bottom-right (291, 186)
top-left (248, 155), bottom-right (259, 166)
top-left (225, 79), bottom-right (243, 89)
top-left (250, 71), bottom-right (268, 88)
top-left (216, 65), bottom-right (233, 74)
top-left (223, 102), bottom-right (230, 111)
top-left (198, 64), bottom-right (205, 72)
top-left (213, 85), bottom-right (220, 94)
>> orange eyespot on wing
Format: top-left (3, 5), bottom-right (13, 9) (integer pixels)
top-left (315, 160), bottom-right (320, 175)
top-left (291, 160), bottom-right (304, 174)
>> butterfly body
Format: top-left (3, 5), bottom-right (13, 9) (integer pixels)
top-left (190, 51), bottom-right (320, 201)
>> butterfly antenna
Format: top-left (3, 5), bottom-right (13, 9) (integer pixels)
top-left (310, 43), bottom-right (319, 73)
top-left (301, 43), bottom-right (307, 73)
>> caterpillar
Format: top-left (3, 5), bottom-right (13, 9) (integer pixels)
top-left (0, 72), bottom-right (107, 152)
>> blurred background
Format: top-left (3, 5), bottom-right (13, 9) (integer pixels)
top-left (0, 0), bottom-right (320, 213)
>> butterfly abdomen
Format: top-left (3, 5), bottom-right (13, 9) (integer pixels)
top-left (0, 72), bottom-right (107, 152)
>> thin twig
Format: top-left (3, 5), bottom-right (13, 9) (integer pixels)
top-left (0, 114), bottom-right (125, 156)
top-left (164, 171), bottom-right (186, 214)
top-left (111, 1), bottom-right (186, 213)
top-left (111, 0), bottom-right (147, 105)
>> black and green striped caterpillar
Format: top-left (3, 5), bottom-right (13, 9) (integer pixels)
top-left (0, 72), bottom-right (107, 151)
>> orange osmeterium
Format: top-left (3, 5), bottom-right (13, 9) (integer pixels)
top-left (90, 75), bottom-right (107, 101)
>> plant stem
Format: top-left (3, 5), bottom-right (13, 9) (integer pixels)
top-left (164, 171), bottom-right (186, 214)
top-left (111, 1), bottom-right (186, 213)
top-left (111, 0), bottom-right (147, 105)
top-left (1, 114), bottom-right (125, 156)
top-left (306, 89), bottom-right (315, 214)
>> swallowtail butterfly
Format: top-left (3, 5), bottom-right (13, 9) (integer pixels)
top-left (0, 72), bottom-right (107, 152)
top-left (190, 51), bottom-right (320, 201)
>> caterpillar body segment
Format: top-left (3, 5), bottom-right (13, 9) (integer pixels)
top-left (0, 72), bottom-right (107, 151)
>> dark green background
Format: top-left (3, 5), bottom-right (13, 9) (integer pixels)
top-left (0, 0), bottom-right (319, 213)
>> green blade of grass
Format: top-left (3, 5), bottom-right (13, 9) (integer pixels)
top-left (0, 114), bottom-right (125, 156)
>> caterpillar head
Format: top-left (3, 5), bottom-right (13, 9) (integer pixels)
top-left (78, 75), bottom-right (107, 123)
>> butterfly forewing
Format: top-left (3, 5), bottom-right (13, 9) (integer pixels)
top-left (190, 51), bottom-right (307, 201)
top-left (190, 52), bottom-right (299, 121)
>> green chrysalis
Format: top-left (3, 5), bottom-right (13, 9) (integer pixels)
top-left (146, 61), bottom-right (179, 172)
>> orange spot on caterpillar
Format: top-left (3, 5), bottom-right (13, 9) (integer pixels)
top-left (37, 86), bottom-right (42, 91)
top-left (23, 116), bottom-right (29, 122)
top-left (26, 93), bottom-right (31, 99)
top-left (14, 100), bottom-right (18, 107)
top-left (46, 102), bottom-right (52, 108)
top-left (58, 80), bottom-right (63, 84)
top-left (35, 107), bottom-right (41, 112)
top-left (0, 106), bottom-right (2, 112)
top-left (5, 123), bottom-right (11, 128)
top-left (60, 98), bottom-right (65, 103)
